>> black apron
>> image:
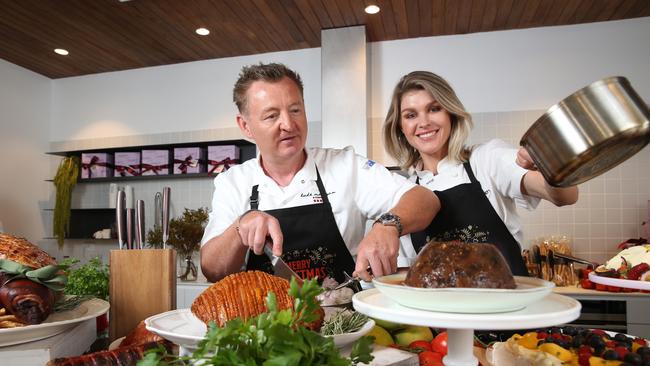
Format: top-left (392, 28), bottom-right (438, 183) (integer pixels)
top-left (411, 162), bottom-right (529, 276)
top-left (245, 166), bottom-right (356, 283)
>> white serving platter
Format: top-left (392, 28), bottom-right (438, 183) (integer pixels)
top-left (588, 271), bottom-right (650, 291)
top-left (0, 298), bottom-right (109, 347)
top-left (145, 308), bottom-right (374, 350)
top-left (372, 274), bottom-right (555, 313)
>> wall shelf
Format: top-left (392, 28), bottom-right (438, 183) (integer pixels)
top-left (47, 139), bottom-right (256, 183)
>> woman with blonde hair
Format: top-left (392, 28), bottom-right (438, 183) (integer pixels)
top-left (383, 71), bottom-right (578, 275)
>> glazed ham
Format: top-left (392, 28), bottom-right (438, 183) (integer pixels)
top-left (191, 270), bottom-right (323, 330)
top-left (120, 320), bottom-right (163, 347)
top-left (0, 233), bottom-right (58, 324)
top-left (46, 341), bottom-right (171, 366)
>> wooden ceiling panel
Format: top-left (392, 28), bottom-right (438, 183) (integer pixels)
top-left (379, 0), bottom-right (399, 40)
top-left (455, 0), bottom-right (474, 34)
top-left (0, 0), bottom-right (646, 79)
top-left (417, 0), bottom-right (433, 37)
top-left (391, 0), bottom-right (409, 38)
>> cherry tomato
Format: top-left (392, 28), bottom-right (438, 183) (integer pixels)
top-left (431, 331), bottom-right (448, 356)
top-left (418, 350), bottom-right (443, 366)
top-left (409, 340), bottom-right (433, 352)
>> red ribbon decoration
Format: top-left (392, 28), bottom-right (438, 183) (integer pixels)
top-left (208, 157), bottom-right (239, 175)
top-left (173, 155), bottom-right (198, 174)
top-left (115, 165), bottom-right (140, 177)
top-left (140, 163), bottom-right (169, 175)
top-left (81, 155), bottom-right (113, 178)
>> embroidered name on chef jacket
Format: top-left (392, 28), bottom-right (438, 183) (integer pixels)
top-left (300, 191), bottom-right (334, 203)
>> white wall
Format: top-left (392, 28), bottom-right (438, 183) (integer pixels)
top-left (370, 17), bottom-right (650, 116)
top-left (0, 59), bottom-right (52, 242)
top-left (51, 48), bottom-right (321, 141)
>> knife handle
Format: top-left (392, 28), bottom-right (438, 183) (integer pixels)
top-left (116, 190), bottom-right (126, 250)
top-left (135, 199), bottom-right (145, 249)
top-left (263, 244), bottom-right (274, 259)
top-left (162, 186), bottom-right (171, 249)
top-left (126, 208), bottom-right (134, 250)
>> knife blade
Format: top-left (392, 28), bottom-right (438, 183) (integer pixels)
top-left (262, 244), bottom-right (303, 285)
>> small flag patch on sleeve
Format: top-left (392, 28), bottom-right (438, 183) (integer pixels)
top-left (363, 160), bottom-right (376, 169)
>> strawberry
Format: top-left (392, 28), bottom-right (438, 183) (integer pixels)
top-left (580, 278), bottom-right (595, 289)
top-left (607, 285), bottom-right (621, 292)
top-left (626, 263), bottom-right (650, 280)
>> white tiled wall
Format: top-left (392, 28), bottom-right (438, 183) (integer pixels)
top-left (369, 110), bottom-right (650, 264)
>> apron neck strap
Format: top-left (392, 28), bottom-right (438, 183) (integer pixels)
top-left (462, 162), bottom-right (478, 183)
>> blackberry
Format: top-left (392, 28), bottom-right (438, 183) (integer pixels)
top-left (562, 326), bottom-right (578, 336)
top-left (603, 349), bottom-right (620, 360)
top-left (624, 352), bottom-right (642, 365)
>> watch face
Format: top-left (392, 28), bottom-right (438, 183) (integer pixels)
top-left (380, 212), bottom-right (398, 224)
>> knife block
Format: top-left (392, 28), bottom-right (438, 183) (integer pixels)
top-left (109, 249), bottom-right (176, 341)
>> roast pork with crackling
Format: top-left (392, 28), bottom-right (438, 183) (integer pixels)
top-left (0, 233), bottom-right (58, 324)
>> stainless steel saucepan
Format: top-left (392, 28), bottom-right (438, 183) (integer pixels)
top-left (521, 76), bottom-right (650, 187)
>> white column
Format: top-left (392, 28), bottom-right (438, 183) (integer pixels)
top-left (321, 26), bottom-right (368, 155)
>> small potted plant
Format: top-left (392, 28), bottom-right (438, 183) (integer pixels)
top-left (147, 207), bottom-right (208, 281)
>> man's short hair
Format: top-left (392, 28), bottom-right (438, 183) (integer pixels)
top-left (233, 63), bottom-right (304, 114)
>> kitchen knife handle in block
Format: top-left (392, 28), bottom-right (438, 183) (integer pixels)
top-left (162, 187), bottom-right (171, 249)
top-left (135, 199), bottom-right (145, 249)
top-left (116, 190), bottom-right (126, 250)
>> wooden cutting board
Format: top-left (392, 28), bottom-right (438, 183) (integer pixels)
top-left (109, 249), bottom-right (176, 341)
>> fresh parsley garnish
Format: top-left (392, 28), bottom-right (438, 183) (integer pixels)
top-left (138, 277), bottom-right (374, 366)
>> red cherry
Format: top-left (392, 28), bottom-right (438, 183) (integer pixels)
top-left (614, 346), bottom-right (628, 359)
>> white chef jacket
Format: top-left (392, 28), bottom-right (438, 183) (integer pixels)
top-left (201, 146), bottom-right (416, 257)
top-left (401, 139), bottom-right (540, 258)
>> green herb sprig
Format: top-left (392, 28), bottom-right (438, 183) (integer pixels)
top-left (321, 310), bottom-right (369, 336)
top-left (138, 277), bottom-right (374, 366)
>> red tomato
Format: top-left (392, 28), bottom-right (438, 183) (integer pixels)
top-left (431, 332), bottom-right (448, 356)
top-left (409, 340), bottom-right (433, 352)
top-left (418, 350), bottom-right (443, 366)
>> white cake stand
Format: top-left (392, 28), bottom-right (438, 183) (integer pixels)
top-left (352, 289), bottom-right (581, 366)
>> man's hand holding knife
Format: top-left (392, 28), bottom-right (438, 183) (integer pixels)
top-left (236, 210), bottom-right (284, 256)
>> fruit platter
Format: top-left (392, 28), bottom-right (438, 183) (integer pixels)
top-left (579, 244), bottom-right (650, 292)
top-left (358, 322), bottom-right (650, 366)
top-left (482, 326), bottom-right (650, 366)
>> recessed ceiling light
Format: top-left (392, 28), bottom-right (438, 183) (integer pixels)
top-left (364, 4), bottom-right (380, 14)
top-left (195, 28), bottom-right (210, 36)
top-left (54, 48), bottom-right (69, 56)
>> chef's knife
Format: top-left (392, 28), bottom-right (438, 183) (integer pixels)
top-left (262, 244), bottom-right (303, 285)
top-left (116, 190), bottom-right (126, 250)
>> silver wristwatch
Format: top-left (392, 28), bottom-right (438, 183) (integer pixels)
top-left (373, 212), bottom-right (403, 236)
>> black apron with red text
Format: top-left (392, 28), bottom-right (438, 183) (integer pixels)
top-left (411, 162), bottom-right (529, 276)
top-left (245, 167), bottom-right (356, 283)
